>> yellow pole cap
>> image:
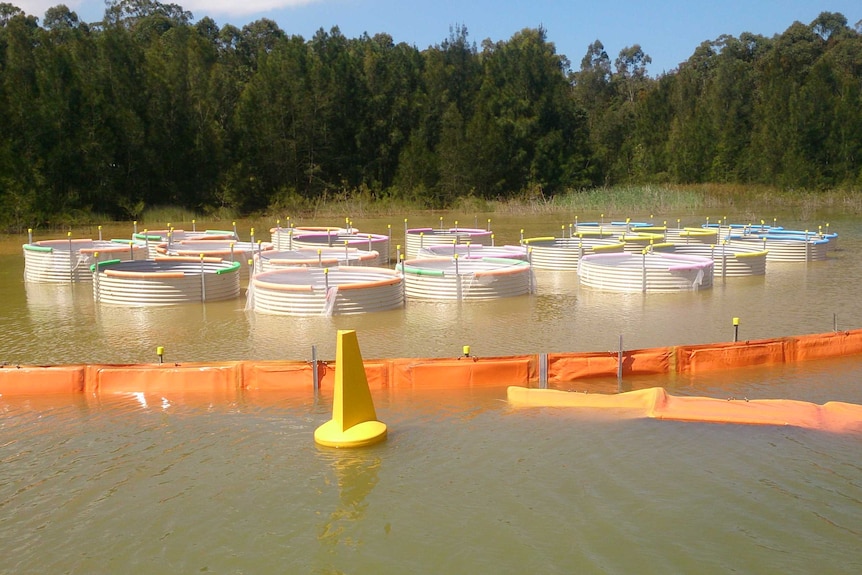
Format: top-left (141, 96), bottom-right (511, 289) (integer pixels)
top-left (733, 317), bottom-right (740, 326)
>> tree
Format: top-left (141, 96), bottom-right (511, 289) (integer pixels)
top-left (811, 11), bottom-right (849, 42)
top-left (614, 44), bottom-right (652, 103)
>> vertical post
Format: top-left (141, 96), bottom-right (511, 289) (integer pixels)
top-left (617, 335), bottom-right (623, 392)
top-left (200, 254), bottom-right (206, 302)
top-left (539, 352), bottom-right (548, 389)
top-left (387, 224), bottom-right (392, 265)
top-left (68, 231), bottom-right (73, 283)
top-left (28, 228), bottom-right (33, 245)
top-left (454, 254), bottom-right (461, 301)
top-left (641, 249), bottom-right (647, 292)
top-left (311, 345), bottom-right (319, 396)
top-left (399, 251), bottom-right (406, 304)
top-left (93, 251), bottom-right (100, 302)
top-left (733, 317), bottom-right (740, 342)
top-left (192, 219), bottom-right (196, 232)
top-left (833, 313), bottom-right (838, 332)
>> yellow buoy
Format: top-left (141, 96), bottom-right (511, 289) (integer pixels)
top-left (314, 330), bottom-right (388, 448)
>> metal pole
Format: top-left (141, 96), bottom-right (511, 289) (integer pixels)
top-left (312, 345), bottom-right (319, 395)
top-left (68, 232), bottom-right (73, 283)
top-left (642, 249), bottom-right (647, 292)
top-left (200, 254), bottom-right (206, 302)
top-left (617, 335), bottom-right (623, 391)
top-left (399, 252), bottom-right (406, 304)
top-left (454, 254), bottom-right (461, 301)
top-left (93, 251), bottom-right (100, 302)
top-left (733, 317), bottom-right (740, 342)
top-left (539, 353), bottom-right (548, 389)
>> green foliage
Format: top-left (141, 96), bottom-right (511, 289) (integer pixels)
top-left (0, 5), bottom-right (860, 227)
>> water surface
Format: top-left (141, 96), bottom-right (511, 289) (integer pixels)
top-left (2, 210), bottom-right (861, 573)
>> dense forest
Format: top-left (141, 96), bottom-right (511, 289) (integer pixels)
top-left (1, 1), bottom-right (861, 230)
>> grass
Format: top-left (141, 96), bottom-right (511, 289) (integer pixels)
top-left (491, 184), bottom-right (862, 219)
top-left (7, 184), bottom-right (862, 236)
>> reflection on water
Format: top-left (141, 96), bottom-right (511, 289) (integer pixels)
top-left (315, 447), bottom-right (382, 553)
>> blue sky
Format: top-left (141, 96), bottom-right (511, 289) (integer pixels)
top-left (11, 0), bottom-right (862, 75)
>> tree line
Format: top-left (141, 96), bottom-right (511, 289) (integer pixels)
top-left (1, 1), bottom-right (860, 230)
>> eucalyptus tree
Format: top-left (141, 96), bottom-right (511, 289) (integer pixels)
top-left (470, 27), bottom-right (593, 197)
top-left (0, 7), bottom-right (42, 228)
top-left (396, 24), bottom-right (481, 205)
top-left (352, 33), bottom-right (423, 192)
top-left (230, 33), bottom-right (311, 212)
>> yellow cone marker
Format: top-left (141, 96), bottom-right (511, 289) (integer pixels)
top-left (314, 330), bottom-right (387, 448)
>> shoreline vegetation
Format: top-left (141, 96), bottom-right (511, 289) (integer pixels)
top-left (3, 6), bottom-right (861, 235)
top-left (11, 184), bottom-right (862, 237)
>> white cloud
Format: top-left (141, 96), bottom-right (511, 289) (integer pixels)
top-left (11, 1), bottom-right (87, 18)
top-left (182, 1), bottom-right (322, 18)
top-left (10, 1), bottom-right (322, 20)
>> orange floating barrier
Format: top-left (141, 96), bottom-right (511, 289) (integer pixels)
top-left (389, 355), bottom-right (536, 390)
top-left (86, 362), bottom-right (240, 395)
top-left (675, 339), bottom-right (787, 374)
top-left (0, 365), bottom-right (86, 394)
top-left (789, 330), bottom-right (862, 362)
top-left (507, 386), bottom-right (862, 434)
top-left (548, 347), bottom-right (672, 382)
top-left (241, 361), bottom-right (321, 393)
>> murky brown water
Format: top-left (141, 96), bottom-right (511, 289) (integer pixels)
top-left (2, 210), bottom-right (861, 573)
